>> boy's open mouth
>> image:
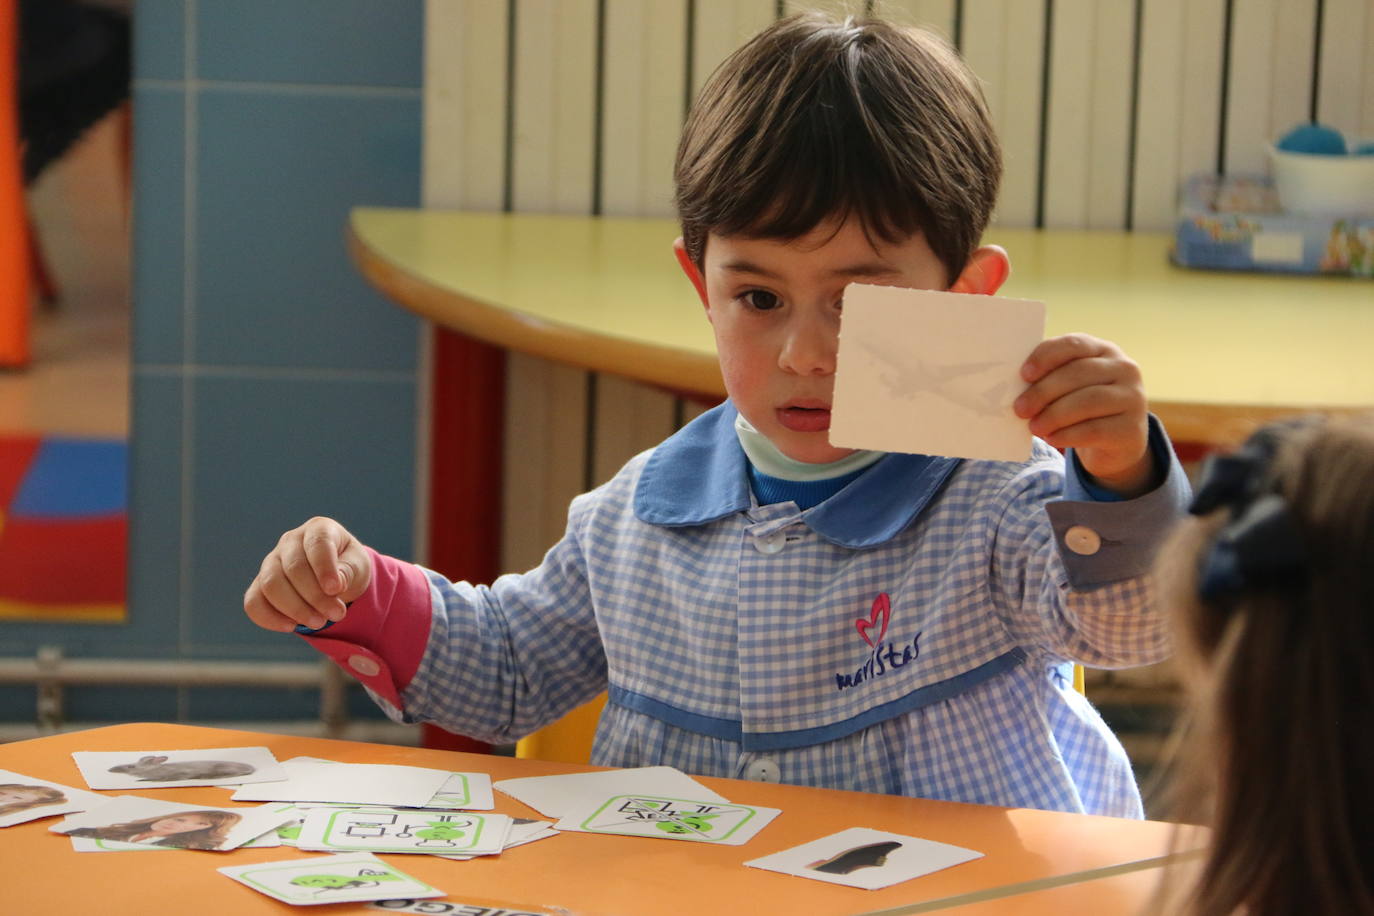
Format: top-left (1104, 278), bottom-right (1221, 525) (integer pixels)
top-left (777, 405), bottom-right (831, 433)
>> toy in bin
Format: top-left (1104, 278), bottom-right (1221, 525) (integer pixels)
top-left (1173, 124), bottom-right (1374, 278)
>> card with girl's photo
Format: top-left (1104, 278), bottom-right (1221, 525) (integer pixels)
top-left (0, 768), bottom-right (107, 828)
top-left (51, 795), bottom-right (295, 851)
top-left (68, 802), bottom-right (300, 851)
top-left (72, 746), bottom-right (286, 789)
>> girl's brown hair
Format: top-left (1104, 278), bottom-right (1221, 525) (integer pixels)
top-left (1156, 414), bottom-right (1374, 914)
top-left (0, 783), bottom-right (67, 816)
top-left (73, 809), bottom-right (242, 850)
top-left (674, 11), bottom-right (1000, 284)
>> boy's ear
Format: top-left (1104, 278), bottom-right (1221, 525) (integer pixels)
top-left (948, 245), bottom-right (1010, 296)
top-left (673, 238), bottom-right (710, 310)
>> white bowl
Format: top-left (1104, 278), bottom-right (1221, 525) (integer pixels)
top-left (1269, 144), bottom-right (1374, 216)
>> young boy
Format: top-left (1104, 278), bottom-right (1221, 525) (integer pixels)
top-left (244, 13), bottom-right (1189, 818)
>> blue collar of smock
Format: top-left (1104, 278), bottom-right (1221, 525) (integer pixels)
top-left (633, 402), bottom-right (963, 549)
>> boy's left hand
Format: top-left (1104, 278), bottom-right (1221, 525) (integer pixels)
top-left (1013, 333), bottom-right (1154, 498)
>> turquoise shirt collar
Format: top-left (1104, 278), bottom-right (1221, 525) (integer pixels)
top-left (633, 402), bottom-right (962, 549)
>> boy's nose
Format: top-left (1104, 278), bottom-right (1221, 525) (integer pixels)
top-left (778, 311), bottom-right (838, 376)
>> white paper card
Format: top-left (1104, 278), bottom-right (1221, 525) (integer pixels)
top-left (556, 794), bottom-right (779, 845)
top-left (0, 768), bottom-right (109, 827)
top-left (230, 758), bottom-right (451, 808)
top-left (420, 772), bottom-right (495, 810)
top-left (366, 901), bottom-right (549, 915)
top-left (830, 285), bottom-right (1045, 461)
top-left (51, 795), bottom-right (295, 852)
top-left (72, 747), bottom-right (286, 789)
top-left (744, 826), bottom-right (983, 890)
top-left (295, 807), bottom-right (512, 856)
top-left (219, 852), bottom-right (444, 906)
top-left (437, 817), bottom-right (557, 860)
top-left (71, 826), bottom-right (282, 852)
top-left (495, 766), bottom-right (728, 819)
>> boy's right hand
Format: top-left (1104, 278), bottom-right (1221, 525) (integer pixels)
top-left (243, 517), bottom-right (373, 633)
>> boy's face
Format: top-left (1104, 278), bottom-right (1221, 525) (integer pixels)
top-left (675, 220), bottom-right (1008, 464)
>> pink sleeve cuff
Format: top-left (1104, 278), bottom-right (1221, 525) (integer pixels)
top-left (296, 548), bottom-right (432, 709)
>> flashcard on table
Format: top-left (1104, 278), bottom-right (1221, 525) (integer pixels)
top-left (230, 757), bottom-right (451, 808)
top-left (219, 852), bottom-right (444, 907)
top-left (830, 284), bottom-right (1045, 461)
top-left (437, 817), bottom-right (558, 860)
top-left (744, 826), bottom-right (983, 890)
top-left (51, 795), bottom-right (295, 852)
top-left (0, 768), bottom-right (108, 827)
top-left (495, 765), bottom-right (728, 819)
top-left (366, 901), bottom-right (552, 915)
top-left (71, 823), bottom-right (284, 852)
top-left (555, 794), bottom-right (780, 845)
top-left (295, 807), bottom-right (512, 856)
top-left (420, 771), bottom-right (495, 810)
top-left (72, 746), bottom-right (286, 789)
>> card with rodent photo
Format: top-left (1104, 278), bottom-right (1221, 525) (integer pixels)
top-left (72, 746), bottom-right (287, 789)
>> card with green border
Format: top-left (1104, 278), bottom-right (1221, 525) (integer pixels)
top-left (219, 853), bottom-right (443, 906)
top-left (554, 794), bottom-right (780, 844)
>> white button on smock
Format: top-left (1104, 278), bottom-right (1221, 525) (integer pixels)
top-left (348, 655), bottom-right (381, 677)
top-left (744, 758), bottom-right (781, 782)
top-left (753, 532), bottom-right (786, 555)
top-left (1064, 525), bottom-right (1102, 556)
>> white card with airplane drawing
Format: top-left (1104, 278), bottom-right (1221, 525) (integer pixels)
top-left (830, 285), bottom-right (1045, 461)
top-left (295, 806), bottom-right (512, 855)
top-left (72, 746), bottom-right (286, 789)
top-left (0, 768), bottom-right (109, 827)
top-left (744, 826), bottom-right (983, 890)
top-left (554, 794), bottom-right (780, 845)
top-left (495, 765), bottom-right (729, 819)
top-left (419, 771), bottom-right (495, 810)
top-left (230, 757), bottom-right (451, 808)
top-left (50, 794), bottom-right (296, 851)
top-left (219, 852), bottom-right (444, 906)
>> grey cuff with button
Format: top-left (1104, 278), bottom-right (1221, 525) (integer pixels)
top-left (1046, 415), bottom-right (1193, 588)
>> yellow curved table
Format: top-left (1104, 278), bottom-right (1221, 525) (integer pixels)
top-left (349, 207), bottom-right (1374, 447)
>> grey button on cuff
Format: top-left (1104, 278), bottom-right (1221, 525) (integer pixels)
top-left (1064, 525), bottom-right (1102, 556)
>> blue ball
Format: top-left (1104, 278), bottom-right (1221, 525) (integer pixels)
top-left (1353, 141), bottom-right (1374, 156)
top-left (1276, 123), bottom-right (1347, 155)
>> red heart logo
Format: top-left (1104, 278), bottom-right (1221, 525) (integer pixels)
top-left (856, 593), bottom-right (891, 648)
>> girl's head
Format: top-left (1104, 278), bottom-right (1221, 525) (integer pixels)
top-left (1157, 414), bottom-right (1374, 914)
top-left (128, 809), bottom-right (241, 848)
top-left (0, 783), bottom-right (66, 814)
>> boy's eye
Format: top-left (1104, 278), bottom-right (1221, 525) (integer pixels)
top-left (742, 290), bottom-right (781, 311)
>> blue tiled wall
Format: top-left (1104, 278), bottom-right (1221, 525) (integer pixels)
top-left (0, 1), bottom-right (423, 723)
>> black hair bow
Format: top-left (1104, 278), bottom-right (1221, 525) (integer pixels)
top-left (1188, 430), bottom-right (1307, 602)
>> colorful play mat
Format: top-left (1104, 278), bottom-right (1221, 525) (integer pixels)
top-left (0, 435), bottom-right (126, 621)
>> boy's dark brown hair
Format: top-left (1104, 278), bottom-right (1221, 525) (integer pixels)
top-left (674, 12), bottom-right (1001, 284)
top-left (1153, 414), bottom-right (1374, 915)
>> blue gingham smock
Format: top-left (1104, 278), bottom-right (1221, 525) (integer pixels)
top-left (336, 402), bottom-right (1190, 818)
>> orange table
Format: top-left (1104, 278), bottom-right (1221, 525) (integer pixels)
top-left (0, 723), bottom-right (1200, 915)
